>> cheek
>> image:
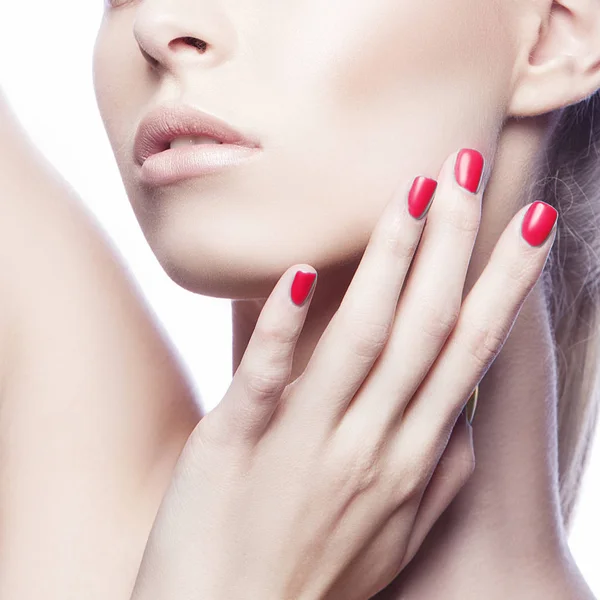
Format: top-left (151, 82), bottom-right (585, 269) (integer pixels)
top-left (251, 0), bottom-right (513, 270)
top-left (279, 0), bottom-right (512, 128)
top-left (92, 17), bottom-right (143, 157)
top-left (268, 0), bottom-right (513, 208)
top-left (88, 0), bottom-right (514, 295)
top-left (92, 20), bottom-right (117, 121)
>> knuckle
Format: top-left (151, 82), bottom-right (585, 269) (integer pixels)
top-left (390, 443), bottom-right (432, 500)
top-left (420, 295), bottom-right (460, 343)
top-left (350, 445), bottom-right (384, 492)
top-left (412, 425), bottom-right (452, 484)
top-left (331, 432), bottom-right (385, 496)
top-left (398, 456), bottom-right (428, 500)
top-left (381, 223), bottom-right (421, 261)
top-left (243, 368), bottom-right (288, 401)
top-left (347, 315), bottom-right (391, 360)
top-left (443, 200), bottom-right (481, 235)
top-left (503, 254), bottom-right (539, 291)
top-left (462, 313), bottom-right (510, 371)
top-left (255, 316), bottom-right (298, 348)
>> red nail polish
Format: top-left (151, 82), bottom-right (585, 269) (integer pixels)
top-left (521, 201), bottom-right (558, 247)
top-left (408, 176), bottom-right (438, 220)
top-left (454, 149), bottom-right (485, 193)
top-left (291, 270), bottom-right (317, 306)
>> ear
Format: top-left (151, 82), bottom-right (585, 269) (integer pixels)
top-left (508, 0), bottom-right (600, 117)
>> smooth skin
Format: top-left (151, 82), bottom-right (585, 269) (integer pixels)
top-left (0, 0), bottom-right (599, 598)
top-left (0, 89), bottom-right (493, 599)
top-left (0, 90), bottom-right (200, 600)
top-left (93, 0), bottom-right (600, 597)
top-left (0, 88), bottom-right (556, 600)
top-left (130, 149), bottom-right (557, 600)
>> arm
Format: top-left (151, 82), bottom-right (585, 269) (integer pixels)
top-left (0, 89), bottom-right (200, 600)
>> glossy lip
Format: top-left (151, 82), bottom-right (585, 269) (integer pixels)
top-left (133, 103), bottom-right (262, 166)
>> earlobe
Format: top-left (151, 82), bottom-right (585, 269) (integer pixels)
top-left (507, 0), bottom-right (600, 118)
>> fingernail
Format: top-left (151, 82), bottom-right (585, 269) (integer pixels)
top-left (521, 201), bottom-right (558, 247)
top-left (408, 176), bottom-right (438, 220)
top-left (454, 149), bottom-right (485, 194)
top-left (466, 385), bottom-right (479, 426)
top-left (291, 270), bottom-right (317, 306)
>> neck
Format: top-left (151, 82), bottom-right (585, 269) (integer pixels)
top-left (375, 284), bottom-right (578, 598)
top-left (231, 117), bottom-right (593, 598)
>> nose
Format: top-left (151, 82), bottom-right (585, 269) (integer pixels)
top-left (132, 0), bottom-right (237, 74)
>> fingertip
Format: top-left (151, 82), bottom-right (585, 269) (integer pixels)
top-left (289, 265), bottom-right (318, 307)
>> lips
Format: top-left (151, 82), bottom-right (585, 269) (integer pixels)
top-left (133, 104), bottom-right (261, 166)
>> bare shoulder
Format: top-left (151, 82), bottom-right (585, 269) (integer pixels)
top-left (0, 91), bottom-right (201, 598)
top-left (0, 90), bottom-right (200, 431)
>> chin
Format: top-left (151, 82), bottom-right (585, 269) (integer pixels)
top-left (121, 162), bottom-right (377, 299)
top-left (157, 256), bottom-right (282, 300)
top-left (143, 211), bottom-right (364, 301)
top-left (147, 228), bottom-right (308, 300)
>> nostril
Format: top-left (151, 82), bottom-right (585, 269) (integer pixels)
top-left (172, 36), bottom-right (209, 53)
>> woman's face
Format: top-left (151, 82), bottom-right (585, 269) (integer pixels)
top-left (93, 0), bottom-right (517, 298)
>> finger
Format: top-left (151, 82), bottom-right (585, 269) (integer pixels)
top-left (400, 415), bottom-right (475, 570)
top-left (291, 174), bottom-right (436, 424)
top-left (207, 265), bottom-right (317, 445)
top-left (327, 415), bottom-right (474, 600)
top-left (343, 148), bottom-right (485, 435)
top-left (328, 417), bottom-right (475, 600)
top-left (398, 201), bottom-right (557, 464)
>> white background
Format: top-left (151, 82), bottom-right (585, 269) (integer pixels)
top-left (0, 1), bottom-right (598, 595)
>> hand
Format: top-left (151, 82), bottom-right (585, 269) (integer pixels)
top-left (130, 148), bottom-right (556, 600)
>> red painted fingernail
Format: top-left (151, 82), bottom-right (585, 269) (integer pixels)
top-left (521, 201), bottom-right (558, 247)
top-left (291, 270), bottom-right (317, 306)
top-left (408, 176), bottom-right (438, 220)
top-left (454, 149), bottom-right (485, 194)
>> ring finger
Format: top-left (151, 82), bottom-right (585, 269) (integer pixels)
top-left (343, 148), bottom-right (486, 434)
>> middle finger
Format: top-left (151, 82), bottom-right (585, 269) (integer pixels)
top-left (292, 169), bottom-right (437, 425)
top-left (344, 148), bottom-right (486, 434)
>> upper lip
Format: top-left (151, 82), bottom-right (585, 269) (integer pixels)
top-left (134, 103), bottom-right (261, 165)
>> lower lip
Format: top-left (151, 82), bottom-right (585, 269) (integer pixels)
top-left (139, 143), bottom-right (261, 186)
